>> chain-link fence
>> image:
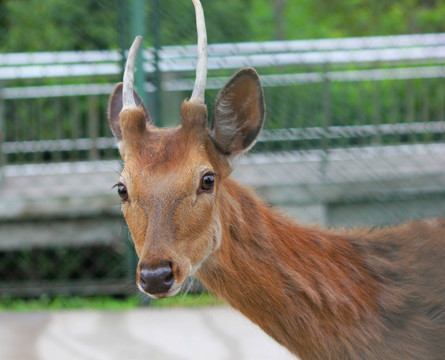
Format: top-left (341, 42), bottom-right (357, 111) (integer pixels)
top-left (0, 0), bottom-right (444, 297)
top-left (0, 0), bottom-right (130, 297)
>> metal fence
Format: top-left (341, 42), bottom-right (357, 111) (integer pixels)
top-left (0, 0), bottom-right (444, 297)
top-left (2, 33), bottom-right (445, 164)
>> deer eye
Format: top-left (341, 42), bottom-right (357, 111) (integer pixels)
top-left (114, 182), bottom-right (129, 201)
top-left (199, 172), bottom-right (215, 193)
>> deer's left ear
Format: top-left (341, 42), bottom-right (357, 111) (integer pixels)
top-left (108, 82), bottom-right (151, 144)
top-left (210, 68), bottom-right (265, 158)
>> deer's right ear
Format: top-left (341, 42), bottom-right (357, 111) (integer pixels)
top-left (210, 68), bottom-right (265, 159)
top-left (108, 82), bottom-right (151, 144)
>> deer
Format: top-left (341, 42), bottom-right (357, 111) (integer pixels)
top-left (107, 1), bottom-right (445, 359)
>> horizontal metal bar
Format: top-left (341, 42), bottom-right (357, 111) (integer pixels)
top-left (0, 50), bottom-right (121, 66)
top-left (156, 45), bottom-right (445, 72)
top-left (1, 83), bottom-right (158, 99)
top-left (3, 143), bottom-right (444, 178)
top-left (0, 281), bottom-right (132, 296)
top-left (4, 65), bottom-right (445, 99)
top-left (1, 138), bottom-right (117, 154)
top-left (159, 33), bottom-right (445, 58)
top-left (0, 63), bottom-right (121, 80)
top-left (2, 33), bottom-right (445, 66)
top-left (2, 34), bottom-right (445, 81)
top-left (163, 65), bottom-right (445, 92)
top-left (237, 143), bottom-right (445, 165)
top-left (2, 83), bottom-right (116, 99)
top-left (3, 160), bottom-right (119, 177)
top-left (258, 122), bottom-right (445, 142)
top-left (261, 65), bottom-right (445, 86)
top-left (3, 122), bottom-right (443, 155)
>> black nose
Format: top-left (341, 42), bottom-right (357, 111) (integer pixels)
top-left (139, 262), bottom-right (174, 295)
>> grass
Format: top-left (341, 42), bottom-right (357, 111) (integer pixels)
top-left (0, 292), bottom-right (224, 312)
top-left (150, 292), bottom-right (224, 308)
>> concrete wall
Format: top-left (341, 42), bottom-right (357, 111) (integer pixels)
top-left (1, 144), bottom-right (444, 246)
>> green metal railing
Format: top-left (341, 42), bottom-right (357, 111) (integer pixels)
top-left (2, 37), bottom-right (445, 167)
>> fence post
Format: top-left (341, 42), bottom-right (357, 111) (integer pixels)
top-left (321, 65), bottom-right (331, 181)
top-left (0, 85), bottom-right (4, 183)
top-left (132, 0), bottom-right (147, 105)
top-left (88, 95), bottom-right (99, 160)
top-left (151, 0), bottom-right (162, 126)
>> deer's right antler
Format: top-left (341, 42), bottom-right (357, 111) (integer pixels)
top-left (189, 0), bottom-right (208, 104)
top-left (123, 35), bottom-right (143, 108)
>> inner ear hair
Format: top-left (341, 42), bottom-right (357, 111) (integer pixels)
top-left (108, 83), bottom-right (151, 143)
top-left (210, 68), bottom-right (265, 158)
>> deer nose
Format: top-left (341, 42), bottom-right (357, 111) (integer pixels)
top-left (139, 262), bottom-right (174, 295)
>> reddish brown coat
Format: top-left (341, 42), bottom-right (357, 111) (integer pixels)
top-left (109, 67), bottom-right (445, 359)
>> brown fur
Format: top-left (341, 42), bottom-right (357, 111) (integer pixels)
top-left (109, 69), bottom-right (445, 359)
top-left (198, 179), bottom-right (445, 359)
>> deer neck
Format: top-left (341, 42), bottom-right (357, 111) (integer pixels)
top-left (196, 177), bottom-right (381, 358)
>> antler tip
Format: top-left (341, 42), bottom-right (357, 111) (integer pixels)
top-left (190, 0), bottom-right (207, 103)
top-left (122, 36), bottom-right (143, 108)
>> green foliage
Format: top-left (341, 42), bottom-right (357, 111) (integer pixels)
top-left (1, 0), bottom-right (445, 52)
top-left (1, 0), bottom-right (120, 52)
top-left (0, 293), bottom-right (223, 311)
top-left (283, 0), bottom-right (445, 39)
top-left (0, 244), bottom-right (126, 283)
top-left (151, 292), bottom-right (224, 308)
top-left (0, 294), bottom-right (140, 311)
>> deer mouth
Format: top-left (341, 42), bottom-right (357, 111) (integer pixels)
top-left (148, 283), bottom-right (183, 299)
top-left (137, 278), bottom-right (184, 299)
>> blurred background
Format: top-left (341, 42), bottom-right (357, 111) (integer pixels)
top-left (0, 0), bottom-right (444, 304)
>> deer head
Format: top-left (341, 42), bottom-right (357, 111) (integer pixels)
top-left (108, 0), bottom-right (265, 298)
